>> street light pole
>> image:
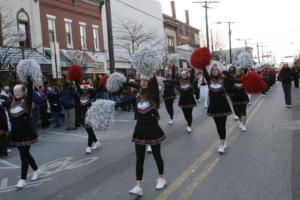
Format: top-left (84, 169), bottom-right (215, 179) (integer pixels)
top-left (228, 22), bottom-right (233, 64)
top-left (193, 1), bottom-right (219, 50)
top-left (104, 0), bottom-right (115, 73)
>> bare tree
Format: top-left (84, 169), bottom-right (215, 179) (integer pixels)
top-left (114, 19), bottom-right (163, 67)
top-left (199, 30), bottom-right (225, 60)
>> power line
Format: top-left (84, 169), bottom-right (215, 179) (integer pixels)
top-left (115, 0), bottom-right (163, 22)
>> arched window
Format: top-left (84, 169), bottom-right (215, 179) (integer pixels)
top-left (17, 8), bottom-right (31, 48)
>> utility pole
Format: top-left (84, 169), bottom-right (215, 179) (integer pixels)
top-left (210, 29), bottom-right (214, 58)
top-left (217, 21), bottom-right (235, 64)
top-left (193, 1), bottom-right (219, 50)
top-left (256, 43), bottom-right (261, 64)
top-left (105, 0), bottom-right (115, 73)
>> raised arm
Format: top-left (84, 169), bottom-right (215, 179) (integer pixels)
top-left (202, 68), bottom-right (211, 83)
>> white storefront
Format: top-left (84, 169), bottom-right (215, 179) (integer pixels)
top-left (102, 0), bottom-right (165, 73)
top-left (0, 0), bottom-right (43, 51)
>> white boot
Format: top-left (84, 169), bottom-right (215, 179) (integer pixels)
top-left (92, 141), bottom-right (101, 150)
top-left (155, 178), bottom-right (167, 190)
top-left (31, 169), bottom-right (41, 181)
top-left (86, 147), bottom-right (92, 154)
top-left (218, 145), bottom-right (225, 154)
top-left (168, 119), bottom-right (173, 125)
top-left (16, 179), bottom-right (27, 189)
top-left (129, 185), bottom-right (143, 196)
top-left (241, 124), bottom-right (247, 132)
top-left (147, 145), bottom-right (152, 153)
top-left (186, 126), bottom-right (192, 133)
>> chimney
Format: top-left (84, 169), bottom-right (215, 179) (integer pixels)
top-left (171, 1), bottom-right (176, 19)
top-left (185, 10), bottom-right (190, 25)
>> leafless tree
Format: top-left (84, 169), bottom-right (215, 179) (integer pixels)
top-left (114, 19), bottom-right (163, 67)
top-left (199, 30), bottom-right (225, 60)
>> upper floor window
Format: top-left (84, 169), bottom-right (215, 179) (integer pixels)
top-left (93, 25), bottom-right (100, 51)
top-left (79, 22), bottom-right (87, 50)
top-left (47, 15), bottom-right (56, 43)
top-left (65, 19), bottom-right (73, 48)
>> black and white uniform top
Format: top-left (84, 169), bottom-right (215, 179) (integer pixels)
top-left (163, 79), bottom-right (176, 100)
top-left (132, 97), bottom-right (166, 145)
top-left (9, 81), bottom-right (38, 146)
top-left (203, 69), bottom-right (232, 117)
top-left (178, 78), bottom-right (197, 108)
top-left (228, 76), bottom-right (249, 105)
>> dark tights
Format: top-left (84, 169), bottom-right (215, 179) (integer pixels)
top-left (213, 117), bottom-right (227, 140)
top-left (135, 144), bottom-right (164, 181)
top-left (86, 127), bottom-right (98, 147)
top-left (182, 107), bottom-right (193, 126)
top-left (165, 99), bottom-right (174, 119)
top-left (17, 146), bottom-right (38, 180)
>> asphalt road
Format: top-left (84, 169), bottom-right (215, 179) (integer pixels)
top-left (0, 82), bottom-right (299, 200)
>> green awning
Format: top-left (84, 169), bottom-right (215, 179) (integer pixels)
top-left (44, 49), bottom-right (71, 67)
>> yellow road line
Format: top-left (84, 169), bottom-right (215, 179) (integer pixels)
top-left (155, 95), bottom-right (264, 200)
top-left (176, 96), bottom-right (266, 200)
top-left (177, 158), bottom-right (221, 200)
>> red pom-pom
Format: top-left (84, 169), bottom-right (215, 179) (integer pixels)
top-left (240, 71), bottom-right (267, 93)
top-left (68, 64), bottom-right (84, 81)
top-left (190, 47), bottom-right (212, 69)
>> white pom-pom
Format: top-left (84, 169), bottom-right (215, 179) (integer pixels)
top-left (167, 54), bottom-right (179, 66)
top-left (207, 60), bottom-right (225, 73)
top-left (85, 100), bottom-right (115, 131)
top-left (238, 52), bottom-right (253, 68)
top-left (16, 59), bottom-right (43, 84)
top-left (106, 72), bottom-right (126, 93)
top-left (132, 46), bottom-right (158, 78)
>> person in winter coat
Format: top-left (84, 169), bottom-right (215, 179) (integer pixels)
top-left (38, 86), bottom-right (49, 129)
top-left (61, 82), bottom-right (76, 130)
top-left (31, 87), bottom-right (43, 133)
top-left (291, 66), bottom-right (300, 88)
top-left (278, 63), bottom-right (294, 108)
top-left (0, 84), bottom-right (10, 159)
top-left (48, 86), bottom-right (62, 128)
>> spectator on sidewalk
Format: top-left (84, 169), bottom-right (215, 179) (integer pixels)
top-left (278, 63), bottom-right (294, 108)
top-left (292, 65), bottom-right (300, 88)
top-left (48, 86), bottom-right (62, 128)
top-left (61, 82), bottom-right (76, 130)
top-left (38, 86), bottom-right (50, 129)
top-left (0, 84), bottom-right (10, 159)
top-left (32, 87), bottom-right (43, 133)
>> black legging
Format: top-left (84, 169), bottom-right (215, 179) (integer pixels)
top-left (182, 107), bottom-right (193, 126)
top-left (233, 104), bottom-right (247, 117)
top-left (17, 146), bottom-right (38, 180)
top-left (229, 96), bottom-right (238, 116)
top-left (86, 127), bottom-right (98, 147)
top-left (165, 99), bottom-right (174, 119)
top-left (213, 117), bottom-right (227, 140)
top-left (135, 144), bottom-right (164, 181)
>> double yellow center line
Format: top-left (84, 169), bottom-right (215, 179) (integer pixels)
top-left (156, 96), bottom-right (266, 200)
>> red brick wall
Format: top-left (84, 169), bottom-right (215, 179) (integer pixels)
top-left (40, 0), bottom-right (104, 51)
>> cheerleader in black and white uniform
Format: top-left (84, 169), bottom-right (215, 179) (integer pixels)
top-left (178, 69), bottom-right (197, 133)
top-left (9, 77), bottom-right (40, 188)
top-left (203, 65), bottom-right (232, 154)
top-left (163, 65), bottom-right (177, 125)
top-left (78, 82), bottom-right (101, 154)
top-left (129, 75), bottom-right (166, 196)
top-left (225, 65), bottom-right (239, 120)
top-left (224, 68), bottom-right (249, 132)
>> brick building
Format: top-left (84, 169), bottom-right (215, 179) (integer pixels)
top-left (163, 1), bottom-right (200, 70)
top-left (39, 0), bottom-right (107, 80)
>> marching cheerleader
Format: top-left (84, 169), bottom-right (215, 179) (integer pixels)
top-left (224, 68), bottom-right (249, 132)
top-left (197, 69), bottom-right (209, 108)
top-left (128, 46), bottom-right (167, 196)
top-left (203, 65), bottom-right (232, 154)
top-left (225, 65), bottom-right (239, 120)
top-left (178, 69), bottom-right (197, 133)
top-left (78, 81), bottom-right (101, 154)
top-left (129, 75), bottom-right (166, 196)
top-left (10, 77), bottom-right (40, 188)
top-left (163, 65), bottom-right (177, 125)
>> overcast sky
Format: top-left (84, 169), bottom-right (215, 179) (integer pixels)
top-left (159, 0), bottom-right (300, 63)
